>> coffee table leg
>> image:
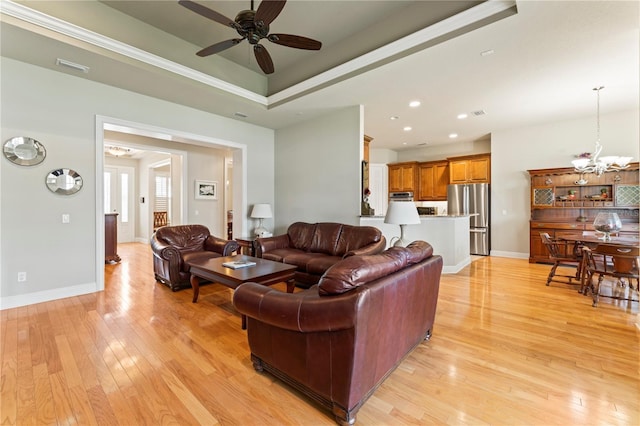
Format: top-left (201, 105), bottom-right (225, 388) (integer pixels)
top-left (286, 278), bottom-right (295, 293)
top-left (190, 275), bottom-right (200, 303)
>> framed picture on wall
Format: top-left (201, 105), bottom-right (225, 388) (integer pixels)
top-left (195, 180), bottom-right (217, 200)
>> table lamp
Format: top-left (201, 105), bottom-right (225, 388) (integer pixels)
top-left (384, 201), bottom-right (420, 247)
top-left (251, 203), bottom-right (272, 237)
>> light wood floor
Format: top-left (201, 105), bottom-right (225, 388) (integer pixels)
top-left (1, 243), bottom-right (638, 425)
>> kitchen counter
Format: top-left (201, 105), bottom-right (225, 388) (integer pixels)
top-left (360, 215), bottom-right (472, 274)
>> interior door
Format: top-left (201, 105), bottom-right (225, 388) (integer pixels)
top-left (104, 166), bottom-right (135, 243)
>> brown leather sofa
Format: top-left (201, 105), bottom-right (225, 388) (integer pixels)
top-left (254, 222), bottom-right (386, 288)
top-left (150, 224), bottom-right (238, 291)
top-left (233, 241), bottom-right (443, 425)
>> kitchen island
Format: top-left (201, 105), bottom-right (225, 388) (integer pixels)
top-left (359, 215), bottom-right (472, 274)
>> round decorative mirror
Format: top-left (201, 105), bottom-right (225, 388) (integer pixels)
top-left (46, 168), bottom-right (83, 195)
top-left (3, 136), bottom-right (46, 166)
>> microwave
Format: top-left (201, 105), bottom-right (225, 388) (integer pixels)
top-left (389, 191), bottom-right (414, 201)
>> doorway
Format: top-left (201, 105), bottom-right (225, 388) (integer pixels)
top-left (104, 166), bottom-right (135, 243)
top-left (96, 116), bottom-right (249, 292)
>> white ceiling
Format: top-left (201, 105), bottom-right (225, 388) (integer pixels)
top-left (1, 0), bottom-right (638, 151)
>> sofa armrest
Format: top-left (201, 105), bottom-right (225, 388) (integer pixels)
top-left (254, 234), bottom-right (290, 257)
top-left (150, 234), bottom-right (182, 262)
top-left (204, 235), bottom-right (239, 256)
top-left (233, 283), bottom-right (358, 332)
top-left (344, 237), bottom-right (387, 258)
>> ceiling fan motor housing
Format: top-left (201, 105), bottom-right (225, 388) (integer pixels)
top-left (235, 10), bottom-right (269, 44)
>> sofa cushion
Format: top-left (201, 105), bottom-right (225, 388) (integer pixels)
top-left (281, 251), bottom-right (327, 273)
top-left (181, 250), bottom-right (223, 272)
top-left (288, 222), bottom-right (317, 251)
top-left (335, 225), bottom-right (382, 256)
top-left (306, 255), bottom-right (343, 275)
top-left (309, 223), bottom-right (342, 255)
top-left (318, 241), bottom-right (434, 295)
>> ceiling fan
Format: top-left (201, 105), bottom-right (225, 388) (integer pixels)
top-left (178, 0), bottom-right (322, 74)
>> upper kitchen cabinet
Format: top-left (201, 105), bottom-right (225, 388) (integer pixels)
top-left (417, 161), bottom-right (449, 201)
top-left (388, 162), bottom-right (418, 192)
top-left (448, 154), bottom-right (491, 184)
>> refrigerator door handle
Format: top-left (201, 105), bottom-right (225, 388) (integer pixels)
top-left (470, 228), bottom-right (487, 233)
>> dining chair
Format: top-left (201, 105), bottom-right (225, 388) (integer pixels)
top-left (539, 232), bottom-right (583, 286)
top-left (582, 245), bottom-right (639, 307)
top-left (153, 211), bottom-right (169, 231)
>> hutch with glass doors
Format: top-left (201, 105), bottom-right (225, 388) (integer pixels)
top-left (528, 164), bottom-right (639, 263)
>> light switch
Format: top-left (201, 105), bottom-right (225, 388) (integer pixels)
top-left (62, 213), bottom-right (70, 223)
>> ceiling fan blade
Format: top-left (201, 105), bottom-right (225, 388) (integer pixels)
top-left (178, 0), bottom-right (236, 28)
top-left (254, 44), bottom-right (274, 74)
top-left (268, 34), bottom-right (322, 50)
top-left (197, 38), bottom-right (244, 57)
top-left (254, 0), bottom-right (286, 27)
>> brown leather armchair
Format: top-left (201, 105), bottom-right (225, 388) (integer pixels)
top-left (234, 241), bottom-right (443, 425)
top-left (150, 224), bottom-right (238, 291)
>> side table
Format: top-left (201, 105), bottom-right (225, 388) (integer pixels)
top-left (235, 236), bottom-right (257, 257)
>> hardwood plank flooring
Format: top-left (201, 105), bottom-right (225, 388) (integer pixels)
top-left (1, 243), bottom-right (638, 425)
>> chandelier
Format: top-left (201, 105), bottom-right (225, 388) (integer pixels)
top-left (571, 86), bottom-right (632, 176)
top-left (107, 146), bottom-right (129, 157)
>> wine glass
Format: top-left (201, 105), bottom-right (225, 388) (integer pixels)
top-left (593, 212), bottom-right (622, 241)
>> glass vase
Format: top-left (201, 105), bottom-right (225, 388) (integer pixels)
top-left (593, 212), bottom-right (622, 241)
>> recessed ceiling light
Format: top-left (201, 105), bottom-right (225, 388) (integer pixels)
top-left (403, 126), bottom-right (412, 131)
top-left (409, 101), bottom-right (421, 108)
top-left (449, 133), bottom-right (458, 139)
top-left (390, 116), bottom-right (399, 120)
top-left (457, 113), bottom-right (468, 119)
top-left (402, 142), bottom-right (408, 145)
top-left (480, 49), bottom-right (495, 56)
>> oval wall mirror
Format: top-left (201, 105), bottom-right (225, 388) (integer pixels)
top-left (3, 136), bottom-right (46, 166)
top-left (46, 168), bottom-right (83, 195)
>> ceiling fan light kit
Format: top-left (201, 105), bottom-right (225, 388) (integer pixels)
top-left (179, 0), bottom-right (322, 74)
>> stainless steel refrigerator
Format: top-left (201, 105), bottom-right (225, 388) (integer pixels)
top-left (447, 183), bottom-right (490, 255)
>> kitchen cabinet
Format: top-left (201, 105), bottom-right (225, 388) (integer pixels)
top-left (417, 161), bottom-right (449, 200)
top-left (388, 162), bottom-right (417, 192)
top-left (448, 154), bottom-right (491, 184)
top-left (528, 164), bottom-right (639, 263)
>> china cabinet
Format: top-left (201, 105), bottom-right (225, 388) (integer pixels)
top-left (528, 164), bottom-right (639, 263)
top-left (105, 213), bottom-right (121, 264)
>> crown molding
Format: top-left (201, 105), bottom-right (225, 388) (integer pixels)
top-left (0, 0), bottom-right (267, 105)
top-left (1, 0), bottom-right (516, 109)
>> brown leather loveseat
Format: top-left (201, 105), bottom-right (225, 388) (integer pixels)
top-left (150, 224), bottom-right (238, 291)
top-left (233, 241), bottom-right (443, 425)
top-left (254, 222), bottom-right (386, 288)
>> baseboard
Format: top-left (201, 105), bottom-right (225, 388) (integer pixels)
top-left (442, 257), bottom-right (471, 274)
top-left (135, 237), bottom-right (148, 244)
top-left (490, 250), bottom-right (529, 259)
top-left (0, 282), bottom-right (98, 310)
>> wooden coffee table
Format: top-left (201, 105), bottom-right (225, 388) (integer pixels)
top-left (187, 255), bottom-right (297, 329)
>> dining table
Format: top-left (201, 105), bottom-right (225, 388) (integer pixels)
top-left (556, 231), bottom-right (640, 294)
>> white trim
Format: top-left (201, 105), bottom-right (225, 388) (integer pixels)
top-left (0, 0), bottom-right (266, 105)
top-left (490, 250), bottom-right (530, 259)
top-left (442, 257), bottom-right (472, 274)
top-left (1, 0), bottom-right (516, 108)
top-left (0, 282), bottom-right (98, 310)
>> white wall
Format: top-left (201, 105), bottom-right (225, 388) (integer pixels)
top-left (0, 57), bottom-right (274, 309)
top-left (274, 106), bottom-right (362, 234)
top-left (491, 108), bottom-right (639, 257)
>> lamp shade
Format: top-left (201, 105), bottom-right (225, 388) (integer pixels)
top-left (250, 203), bottom-right (272, 219)
top-left (384, 201), bottom-right (420, 225)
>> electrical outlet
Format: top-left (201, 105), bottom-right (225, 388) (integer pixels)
top-left (18, 272), bottom-right (26, 282)
top-left (62, 214), bottom-right (70, 224)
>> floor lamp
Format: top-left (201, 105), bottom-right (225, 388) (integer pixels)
top-left (384, 201), bottom-right (420, 247)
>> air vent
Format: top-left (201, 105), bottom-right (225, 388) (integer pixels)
top-left (234, 112), bottom-right (248, 118)
top-left (471, 110), bottom-right (486, 116)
